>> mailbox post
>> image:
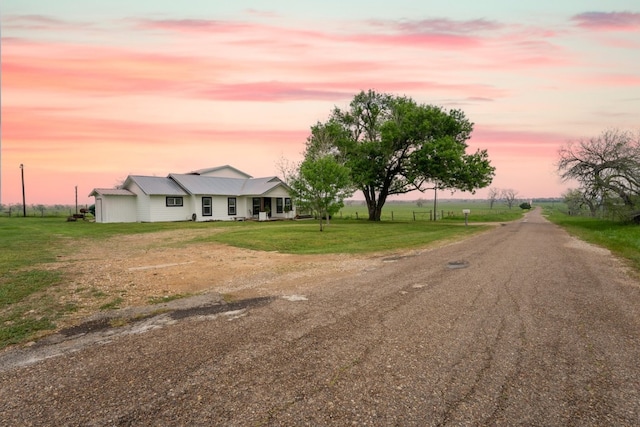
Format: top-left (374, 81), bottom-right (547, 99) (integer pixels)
top-left (462, 209), bottom-right (470, 226)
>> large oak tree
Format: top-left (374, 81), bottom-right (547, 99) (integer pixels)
top-left (305, 90), bottom-right (495, 221)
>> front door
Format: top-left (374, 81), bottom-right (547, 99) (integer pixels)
top-left (263, 197), bottom-right (272, 217)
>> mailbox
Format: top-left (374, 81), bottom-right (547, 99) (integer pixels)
top-left (462, 209), bottom-right (470, 226)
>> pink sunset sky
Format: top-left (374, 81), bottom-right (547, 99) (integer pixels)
top-left (2, 1), bottom-right (639, 206)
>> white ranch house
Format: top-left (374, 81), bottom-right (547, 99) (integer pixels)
top-left (89, 165), bottom-right (294, 223)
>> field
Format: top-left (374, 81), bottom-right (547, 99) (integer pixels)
top-left (3, 200), bottom-right (638, 350)
top-left (0, 214), bottom-right (493, 349)
top-left (542, 203), bottom-right (640, 272)
top-left (338, 199), bottom-right (524, 222)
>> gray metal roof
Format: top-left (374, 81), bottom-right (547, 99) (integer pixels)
top-left (188, 165), bottom-right (252, 178)
top-left (88, 188), bottom-right (135, 197)
top-left (240, 176), bottom-right (287, 195)
top-left (170, 174), bottom-right (245, 195)
top-left (91, 170), bottom-right (289, 198)
top-left (127, 176), bottom-right (188, 196)
top-left (170, 174), bottom-right (286, 196)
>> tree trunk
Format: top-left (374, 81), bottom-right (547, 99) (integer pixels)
top-left (366, 201), bottom-right (383, 221)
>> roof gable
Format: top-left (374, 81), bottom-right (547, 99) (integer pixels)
top-left (88, 188), bottom-right (135, 197)
top-left (189, 165), bottom-right (252, 179)
top-left (125, 175), bottom-right (187, 196)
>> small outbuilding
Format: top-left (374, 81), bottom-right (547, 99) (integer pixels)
top-left (89, 165), bottom-right (294, 223)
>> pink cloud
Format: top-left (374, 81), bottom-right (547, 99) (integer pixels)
top-left (197, 80), bottom-right (506, 102)
top-left (2, 106), bottom-right (307, 145)
top-left (3, 36), bottom-right (506, 103)
top-left (138, 18), bottom-right (253, 34)
top-left (1, 39), bottom-right (237, 97)
top-left (577, 73), bottom-right (640, 87)
top-left (139, 17), bottom-right (482, 50)
top-left (471, 126), bottom-right (572, 158)
top-left (571, 11), bottom-right (640, 31)
top-left (346, 32), bottom-right (480, 48)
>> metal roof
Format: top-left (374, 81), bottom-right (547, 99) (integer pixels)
top-left (126, 176), bottom-right (188, 196)
top-left (188, 165), bottom-right (252, 178)
top-left (90, 169), bottom-right (289, 198)
top-left (170, 174), bottom-right (286, 196)
top-left (169, 174), bottom-right (245, 195)
top-left (240, 176), bottom-right (287, 195)
top-left (88, 188), bottom-right (135, 197)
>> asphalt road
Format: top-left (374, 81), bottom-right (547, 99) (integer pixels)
top-left (2, 208), bottom-right (639, 426)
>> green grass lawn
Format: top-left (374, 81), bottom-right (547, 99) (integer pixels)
top-left (543, 205), bottom-right (640, 271)
top-left (199, 218), bottom-right (488, 254)
top-left (337, 200), bottom-right (524, 222)
top-left (0, 216), bottom-right (489, 348)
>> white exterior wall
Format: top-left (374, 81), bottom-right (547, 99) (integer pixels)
top-left (236, 197), bottom-right (250, 218)
top-left (148, 195), bottom-right (192, 222)
top-left (96, 196), bottom-right (137, 223)
top-left (211, 195), bottom-right (233, 220)
top-left (125, 182), bottom-right (151, 222)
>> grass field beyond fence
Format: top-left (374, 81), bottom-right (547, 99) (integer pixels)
top-left (338, 200), bottom-right (524, 222)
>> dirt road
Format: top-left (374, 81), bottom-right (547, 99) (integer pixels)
top-left (1, 208), bottom-right (639, 426)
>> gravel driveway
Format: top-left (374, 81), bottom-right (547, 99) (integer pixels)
top-left (1, 208), bottom-right (639, 426)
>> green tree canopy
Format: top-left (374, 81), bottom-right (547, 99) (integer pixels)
top-left (289, 155), bottom-right (353, 231)
top-left (305, 90), bottom-right (495, 220)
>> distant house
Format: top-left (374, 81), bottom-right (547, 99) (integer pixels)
top-left (89, 165), bottom-right (294, 223)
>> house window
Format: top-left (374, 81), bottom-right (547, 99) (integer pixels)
top-left (202, 197), bottom-right (212, 216)
top-left (276, 198), bottom-right (284, 214)
top-left (166, 196), bottom-right (183, 207)
top-left (285, 198), bottom-right (292, 212)
top-left (228, 197), bottom-right (237, 216)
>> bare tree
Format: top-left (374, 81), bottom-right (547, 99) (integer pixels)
top-left (275, 156), bottom-right (299, 186)
top-left (488, 187), bottom-right (500, 209)
top-left (502, 188), bottom-right (518, 209)
top-left (558, 129), bottom-right (640, 212)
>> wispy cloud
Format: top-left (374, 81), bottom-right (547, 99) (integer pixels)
top-left (3, 14), bottom-right (87, 30)
top-left (369, 18), bottom-right (503, 34)
top-left (137, 18), bottom-right (253, 34)
top-left (244, 9), bottom-right (280, 19)
top-left (571, 11), bottom-right (640, 31)
top-left (472, 126), bottom-right (572, 158)
top-left (2, 106), bottom-right (306, 144)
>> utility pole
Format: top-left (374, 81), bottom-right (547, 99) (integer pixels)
top-left (20, 164), bottom-right (26, 217)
